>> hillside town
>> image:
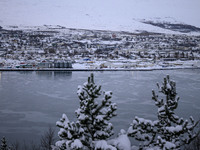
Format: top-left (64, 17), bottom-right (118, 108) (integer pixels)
top-left (0, 25), bottom-right (200, 69)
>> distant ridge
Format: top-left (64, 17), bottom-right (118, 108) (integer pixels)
top-left (1, 0), bottom-right (200, 35)
top-left (142, 20), bottom-right (200, 33)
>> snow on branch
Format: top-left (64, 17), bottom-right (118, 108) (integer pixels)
top-left (54, 73), bottom-right (117, 149)
top-left (128, 75), bottom-right (199, 149)
top-left (54, 74), bottom-right (199, 150)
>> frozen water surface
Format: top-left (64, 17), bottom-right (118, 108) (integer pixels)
top-left (0, 70), bottom-right (200, 143)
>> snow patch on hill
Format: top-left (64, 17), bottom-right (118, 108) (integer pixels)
top-left (0, 0), bottom-right (200, 34)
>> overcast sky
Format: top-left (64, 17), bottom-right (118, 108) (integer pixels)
top-left (0, 0), bottom-right (200, 30)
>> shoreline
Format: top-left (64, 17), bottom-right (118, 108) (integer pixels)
top-left (0, 67), bottom-right (199, 72)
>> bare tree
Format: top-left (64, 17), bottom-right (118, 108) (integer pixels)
top-left (30, 141), bottom-right (40, 150)
top-left (11, 140), bottom-right (20, 150)
top-left (40, 126), bottom-right (56, 150)
top-left (184, 125), bottom-right (200, 150)
top-left (22, 140), bottom-right (28, 150)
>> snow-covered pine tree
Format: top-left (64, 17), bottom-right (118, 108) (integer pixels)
top-left (54, 73), bottom-right (117, 150)
top-left (128, 75), bottom-right (199, 150)
top-left (0, 137), bottom-right (9, 150)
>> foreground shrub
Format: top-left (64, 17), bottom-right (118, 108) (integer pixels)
top-left (54, 74), bottom-right (199, 150)
top-left (54, 73), bottom-right (117, 149)
top-left (128, 75), bottom-right (199, 149)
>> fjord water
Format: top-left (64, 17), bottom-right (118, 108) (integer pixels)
top-left (0, 70), bottom-right (200, 144)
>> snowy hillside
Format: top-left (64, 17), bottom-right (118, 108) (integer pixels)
top-left (141, 18), bottom-right (200, 33)
top-left (0, 0), bottom-right (200, 34)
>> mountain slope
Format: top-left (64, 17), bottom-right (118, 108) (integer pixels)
top-left (0, 0), bottom-right (200, 34)
top-left (141, 20), bottom-right (200, 33)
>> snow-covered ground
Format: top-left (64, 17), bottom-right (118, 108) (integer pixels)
top-left (0, 0), bottom-right (200, 34)
top-left (2, 58), bottom-right (199, 71)
top-left (72, 60), bottom-right (200, 70)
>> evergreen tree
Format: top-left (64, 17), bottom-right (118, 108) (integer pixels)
top-left (0, 137), bottom-right (9, 150)
top-left (54, 73), bottom-right (117, 149)
top-left (128, 75), bottom-right (199, 149)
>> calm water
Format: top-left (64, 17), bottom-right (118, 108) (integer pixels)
top-left (0, 70), bottom-right (200, 144)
